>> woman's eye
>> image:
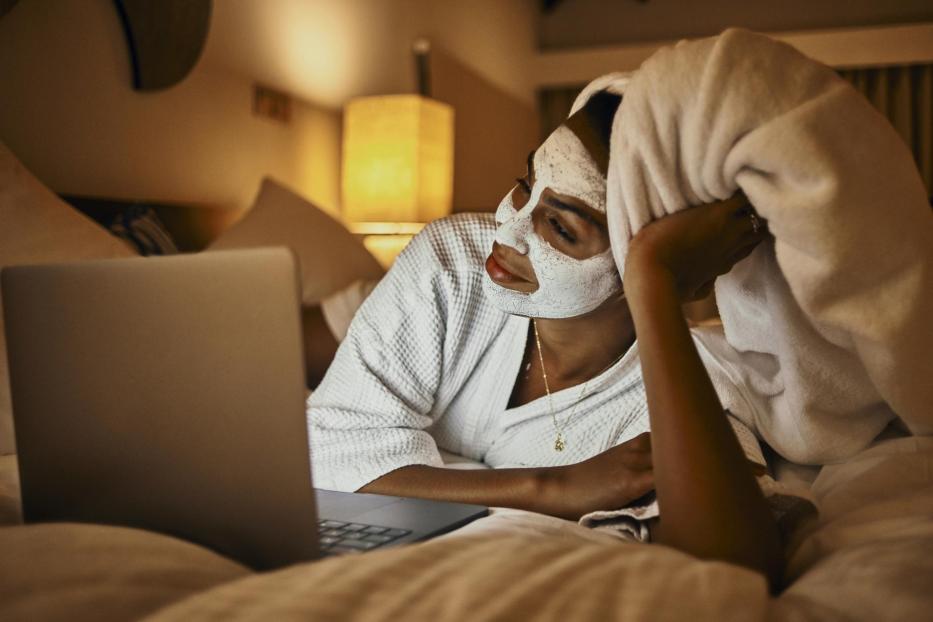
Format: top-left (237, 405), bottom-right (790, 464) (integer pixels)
top-left (548, 216), bottom-right (575, 243)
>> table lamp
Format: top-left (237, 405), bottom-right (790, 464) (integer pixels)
top-left (342, 94), bottom-right (454, 267)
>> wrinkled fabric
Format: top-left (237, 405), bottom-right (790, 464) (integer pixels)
top-left (578, 29), bottom-right (933, 465)
top-left (306, 214), bottom-right (653, 492)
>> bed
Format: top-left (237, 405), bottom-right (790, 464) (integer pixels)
top-left (2, 437), bottom-right (931, 621)
top-left (2, 140), bottom-right (932, 621)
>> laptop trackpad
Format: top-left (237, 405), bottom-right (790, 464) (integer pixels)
top-left (315, 488), bottom-right (412, 522)
top-left (314, 488), bottom-right (487, 536)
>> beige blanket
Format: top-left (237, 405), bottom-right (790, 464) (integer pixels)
top-left (592, 29), bottom-right (933, 466)
top-left (139, 436), bottom-right (931, 621)
top-left (1, 437), bottom-right (930, 621)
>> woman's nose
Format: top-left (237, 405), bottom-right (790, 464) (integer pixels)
top-left (495, 213), bottom-right (532, 255)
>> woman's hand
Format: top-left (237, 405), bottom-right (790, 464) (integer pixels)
top-left (624, 193), bottom-right (768, 302)
top-left (361, 434), bottom-right (652, 523)
top-left (540, 432), bottom-right (654, 520)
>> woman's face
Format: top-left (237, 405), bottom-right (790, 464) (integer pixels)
top-left (482, 115), bottom-right (622, 319)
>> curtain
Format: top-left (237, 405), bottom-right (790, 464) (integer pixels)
top-left (838, 64), bottom-right (932, 194)
top-left (537, 87), bottom-right (581, 143)
top-left (538, 63), bottom-right (933, 195)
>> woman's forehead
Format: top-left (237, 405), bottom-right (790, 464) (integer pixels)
top-left (531, 125), bottom-right (607, 214)
top-left (564, 110), bottom-right (611, 174)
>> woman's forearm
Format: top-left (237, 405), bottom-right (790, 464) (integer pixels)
top-left (360, 464), bottom-right (559, 515)
top-left (625, 262), bottom-right (783, 590)
top-left (360, 430), bottom-right (656, 521)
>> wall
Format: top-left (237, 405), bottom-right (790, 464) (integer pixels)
top-left (202, 0), bottom-right (540, 214)
top-left (202, 0), bottom-right (538, 108)
top-left (4, 2), bottom-right (924, 220)
top-left (200, 0), bottom-right (541, 213)
top-left (534, 23), bottom-right (933, 89)
top-left (0, 0), bottom-right (540, 219)
top-left (538, 0), bottom-right (933, 50)
top-left (431, 48), bottom-right (539, 213)
top-left (0, 0), bottom-right (341, 216)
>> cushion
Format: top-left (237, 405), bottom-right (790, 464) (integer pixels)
top-left (0, 141), bottom-right (136, 455)
top-left (0, 523), bottom-right (250, 622)
top-left (0, 454), bottom-right (20, 525)
top-left (89, 203), bottom-right (180, 255)
top-left (319, 278), bottom-right (379, 342)
top-left (208, 178), bottom-right (384, 304)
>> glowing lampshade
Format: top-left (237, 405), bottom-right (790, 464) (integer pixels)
top-left (342, 95), bottom-right (454, 228)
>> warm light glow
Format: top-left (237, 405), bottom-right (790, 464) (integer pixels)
top-left (347, 222), bottom-right (425, 235)
top-left (342, 95), bottom-right (454, 224)
top-left (361, 234), bottom-right (416, 269)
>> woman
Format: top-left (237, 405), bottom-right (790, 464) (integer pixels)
top-left (308, 91), bottom-right (781, 587)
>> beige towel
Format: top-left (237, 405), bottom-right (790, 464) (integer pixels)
top-left (573, 29), bottom-right (933, 466)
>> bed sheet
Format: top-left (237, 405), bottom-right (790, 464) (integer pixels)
top-left (141, 436), bottom-right (933, 621)
top-left (2, 438), bottom-right (929, 621)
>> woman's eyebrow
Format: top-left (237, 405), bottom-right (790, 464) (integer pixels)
top-left (543, 195), bottom-right (605, 229)
top-left (525, 150), bottom-right (535, 179)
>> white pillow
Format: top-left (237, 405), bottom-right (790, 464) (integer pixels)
top-left (319, 278), bottom-right (379, 342)
top-left (0, 141), bottom-right (136, 455)
top-left (208, 178), bottom-right (384, 304)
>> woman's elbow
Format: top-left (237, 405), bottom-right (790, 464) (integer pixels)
top-left (651, 523), bottom-right (784, 594)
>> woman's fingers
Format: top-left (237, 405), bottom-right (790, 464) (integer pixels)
top-left (722, 199), bottom-right (768, 269)
top-left (691, 279), bottom-right (716, 301)
top-left (633, 431), bottom-right (651, 447)
top-left (727, 238), bottom-right (763, 266)
top-left (629, 470), bottom-right (655, 498)
top-left (624, 431), bottom-right (652, 452)
top-left (624, 450), bottom-right (653, 471)
top-left (732, 200), bottom-right (769, 239)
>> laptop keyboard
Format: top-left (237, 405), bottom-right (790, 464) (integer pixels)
top-left (317, 519), bottom-right (412, 555)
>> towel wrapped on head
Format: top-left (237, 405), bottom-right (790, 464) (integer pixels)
top-left (572, 28), bottom-right (933, 465)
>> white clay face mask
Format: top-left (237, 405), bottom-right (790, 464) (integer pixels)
top-left (483, 125), bottom-right (621, 319)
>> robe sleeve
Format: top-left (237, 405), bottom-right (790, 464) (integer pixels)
top-left (306, 233), bottom-right (448, 492)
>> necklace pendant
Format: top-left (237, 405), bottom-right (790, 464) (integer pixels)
top-left (554, 433), bottom-right (566, 452)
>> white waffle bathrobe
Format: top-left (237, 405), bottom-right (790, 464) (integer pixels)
top-left (306, 214), bottom-right (655, 492)
top-left (306, 213), bottom-right (770, 499)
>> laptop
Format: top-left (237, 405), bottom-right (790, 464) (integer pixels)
top-left (2, 247), bottom-right (486, 570)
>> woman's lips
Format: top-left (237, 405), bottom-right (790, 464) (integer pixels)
top-left (485, 253), bottom-right (522, 284)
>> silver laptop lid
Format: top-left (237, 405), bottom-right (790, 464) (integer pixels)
top-left (2, 247), bottom-right (319, 569)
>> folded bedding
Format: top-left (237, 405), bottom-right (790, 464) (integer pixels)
top-left (572, 29), bottom-right (933, 466)
top-left (135, 436), bottom-right (933, 622)
top-left (142, 531), bottom-right (770, 622)
top-left (777, 436), bottom-right (933, 621)
top-left (0, 413), bottom-right (929, 621)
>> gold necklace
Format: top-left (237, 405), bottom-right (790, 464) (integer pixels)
top-left (532, 319), bottom-right (590, 452)
top-left (532, 319), bottom-right (629, 452)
